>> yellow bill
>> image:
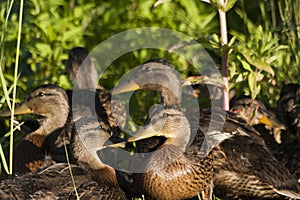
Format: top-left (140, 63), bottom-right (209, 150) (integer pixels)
top-left (112, 80), bottom-right (140, 94)
top-left (0, 103), bottom-right (32, 117)
top-left (259, 114), bottom-right (285, 129)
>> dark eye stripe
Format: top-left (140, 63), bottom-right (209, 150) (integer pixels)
top-left (35, 92), bottom-right (59, 98)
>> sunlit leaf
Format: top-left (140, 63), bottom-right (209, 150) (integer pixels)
top-left (153, 0), bottom-right (172, 8)
top-left (240, 59), bottom-right (252, 72)
top-left (253, 84), bottom-right (261, 99)
top-left (248, 72), bottom-right (255, 93)
top-left (201, 0), bottom-right (211, 4)
top-left (241, 53), bottom-right (275, 76)
top-left (35, 43), bottom-right (52, 57)
top-left (225, 0), bottom-right (237, 11)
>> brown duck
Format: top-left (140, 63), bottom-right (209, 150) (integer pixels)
top-left (66, 46), bottom-right (126, 129)
top-left (112, 58), bottom-right (300, 199)
top-left (0, 84), bottom-right (72, 176)
top-left (277, 83), bottom-right (300, 141)
top-left (0, 85), bottom-right (128, 199)
top-left (0, 84), bottom-right (117, 177)
top-left (0, 163), bottom-right (126, 199)
top-left (0, 84), bottom-right (71, 148)
top-left (230, 96), bottom-right (286, 145)
top-left (111, 106), bottom-right (214, 200)
top-left (275, 83), bottom-right (300, 180)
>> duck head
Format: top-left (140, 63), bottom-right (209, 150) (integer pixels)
top-left (113, 59), bottom-right (182, 106)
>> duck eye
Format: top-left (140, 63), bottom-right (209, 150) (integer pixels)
top-left (38, 92), bottom-right (45, 97)
top-left (146, 67), bottom-right (152, 72)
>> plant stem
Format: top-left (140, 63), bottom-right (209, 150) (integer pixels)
top-left (9, 0), bottom-right (23, 174)
top-left (218, 1), bottom-right (230, 111)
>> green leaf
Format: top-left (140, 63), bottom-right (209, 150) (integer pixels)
top-left (154, 0), bottom-right (172, 7)
top-left (253, 84), bottom-right (261, 99)
top-left (248, 72), bottom-right (255, 93)
top-left (225, 0), bottom-right (237, 11)
top-left (35, 43), bottom-right (52, 57)
top-left (61, 27), bottom-right (83, 42)
top-left (241, 53), bottom-right (274, 76)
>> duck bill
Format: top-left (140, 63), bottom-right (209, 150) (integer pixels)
top-left (107, 141), bottom-right (127, 148)
top-left (107, 128), bottom-right (160, 148)
top-left (0, 103), bottom-right (32, 117)
top-left (127, 127), bottom-right (160, 142)
top-left (259, 114), bottom-right (285, 129)
top-left (112, 80), bottom-right (140, 94)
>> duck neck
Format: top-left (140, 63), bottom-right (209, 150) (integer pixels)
top-left (160, 87), bottom-right (181, 107)
top-left (163, 116), bottom-right (191, 153)
top-left (38, 108), bottom-right (69, 135)
top-left (164, 135), bottom-right (190, 153)
top-left (93, 165), bottom-right (119, 186)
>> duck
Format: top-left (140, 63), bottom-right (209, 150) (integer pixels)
top-left (0, 84), bottom-right (73, 176)
top-left (0, 84), bottom-right (71, 148)
top-left (110, 106), bottom-right (214, 200)
top-left (66, 46), bottom-right (126, 129)
top-left (66, 46), bottom-right (98, 90)
top-left (112, 58), bottom-right (300, 199)
top-left (0, 85), bottom-right (130, 199)
top-left (0, 84), bottom-right (114, 176)
top-left (0, 163), bottom-right (126, 199)
top-left (275, 83), bottom-right (300, 179)
top-left (71, 116), bottom-right (129, 199)
top-left (277, 83), bottom-right (300, 141)
top-left (230, 96), bottom-right (286, 145)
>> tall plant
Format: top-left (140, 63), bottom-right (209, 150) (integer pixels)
top-left (0, 0), bottom-right (24, 175)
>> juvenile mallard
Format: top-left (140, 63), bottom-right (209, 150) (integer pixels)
top-left (67, 47), bottom-right (98, 90)
top-left (66, 47), bottom-right (126, 129)
top-left (276, 83), bottom-right (300, 179)
top-left (111, 106), bottom-right (214, 200)
top-left (0, 84), bottom-right (71, 148)
top-left (0, 85), bottom-right (113, 177)
top-left (277, 83), bottom-right (300, 141)
top-left (112, 59), bottom-right (300, 199)
top-left (230, 96), bottom-right (286, 144)
top-left (0, 163), bottom-right (126, 200)
top-left (0, 85), bottom-right (129, 199)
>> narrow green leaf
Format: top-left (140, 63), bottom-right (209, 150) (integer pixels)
top-left (0, 84), bottom-right (14, 109)
top-left (248, 72), bottom-right (255, 93)
top-left (61, 27), bottom-right (83, 42)
top-left (153, 0), bottom-right (172, 8)
top-left (253, 84), bottom-right (261, 99)
top-left (240, 59), bottom-right (253, 72)
top-left (241, 53), bottom-right (275, 76)
top-left (0, 143), bottom-right (9, 174)
top-left (225, 0), bottom-right (237, 11)
top-left (35, 43), bottom-right (52, 57)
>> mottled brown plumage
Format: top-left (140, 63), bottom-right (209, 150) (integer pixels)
top-left (277, 83), bottom-right (300, 141)
top-left (112, 59), bottom-right (300, 199)
top-left (275, 83), bottom-right (300, 180)
top-left (0, 163), bottom-right (126, 200)
top-left (0, 85), bottom-right (129, 199)
top-left (0, 84), bottom-right (73, 176)
top-left (112, 107), bottom-right (214, 200)
top-left (0, 84), bottom-right (71, 148)
top-left (71, 116), bottom-right (127, 199)
top-left (230, 96), bottom-right (286, 144)
top-left (66, 47), bottom-right (126, 129)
